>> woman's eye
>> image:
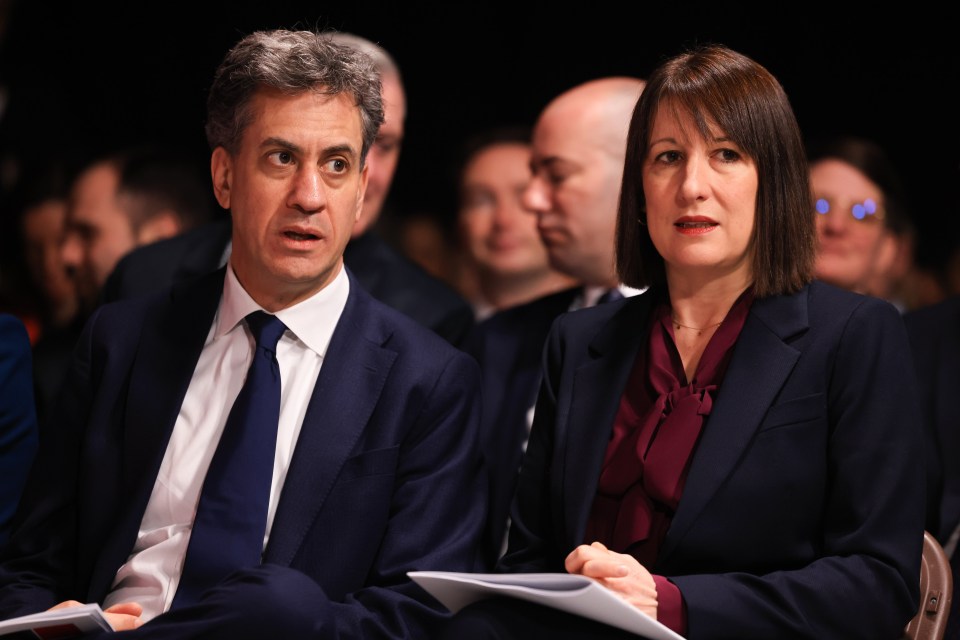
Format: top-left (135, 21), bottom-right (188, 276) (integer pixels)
top-left (718, 148), bottom-right (741, 162)
top-left (656, 151), bottom-right (681, 164)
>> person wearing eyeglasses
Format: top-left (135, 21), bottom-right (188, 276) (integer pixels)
top-left (808, 135), bottom-right (941, 312)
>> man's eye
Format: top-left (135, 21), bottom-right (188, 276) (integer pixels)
top-left (268, 151), bottom-right (295, 165)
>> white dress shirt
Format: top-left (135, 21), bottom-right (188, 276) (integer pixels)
top-left (104, 264), bottom-right (349, 620)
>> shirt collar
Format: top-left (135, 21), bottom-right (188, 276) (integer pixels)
top-left (216, 264), bottom-right (350, 358)
top-left (580, 284), bottom-right (647, 308)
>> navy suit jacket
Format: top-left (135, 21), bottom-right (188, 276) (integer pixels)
top-left (501, 282), bottom-right (925, 639)
top-left (102, 218), bottom-right (476, 348)
top-left (464, 286), bottom-right (580, 567)
top-left (0, 313), bottom-right (39, 545)
top-left (0, 268), bottom-right (486, 639)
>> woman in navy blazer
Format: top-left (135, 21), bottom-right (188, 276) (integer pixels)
top-left (442, 44), bottom-right (924, 639)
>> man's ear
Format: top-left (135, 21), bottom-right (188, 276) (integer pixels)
top-left (211, 147), bottom-right (232, 209)
top-left (136, 211), bottom-right (182, 245)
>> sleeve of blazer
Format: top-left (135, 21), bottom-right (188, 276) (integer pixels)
top-left (0, 307), bottom-right (98, 616)
top-left (0, 314), bottom-right (39, 545)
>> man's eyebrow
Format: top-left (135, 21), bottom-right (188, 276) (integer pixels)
top-left (261, 137), bottom-right (358, 159)
top-left (261, 136), bottom-right (302, 154)
top-left (324, 143), bottom-right (357, 157)
top-left (531, 156), bottom-right (565, 171)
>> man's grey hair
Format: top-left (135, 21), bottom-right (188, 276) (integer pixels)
top-left (205, 29), bottom-right (385, 164)
top-left (327, 32), bottom-right (402, 85)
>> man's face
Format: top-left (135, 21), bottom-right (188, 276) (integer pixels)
top-left (521, 107), bottom-right (624, 286)
top-left (351, 73), bottom-right (405, 238)
top-left (61, 162), bottom-right (138, 310)
top-left (22, 198), bottom-right (77, 314)
top-left (458, 142), bottom-right (551, 278)
top-left (212, 88), bottom-right (368, 311)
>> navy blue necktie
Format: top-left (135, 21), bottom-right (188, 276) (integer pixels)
top-left (172, 310), bottom-right (287, 608)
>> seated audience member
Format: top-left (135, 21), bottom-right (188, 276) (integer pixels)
top-left (30, 144), bottom-right (216, 426)
top-left (465, 76), bottom-right (645, 568)
top-left (10, 166), bottom-right (81, 427)
top-left (442, 43), bottom-right (924, 640)
top-left (63, 144), bottom-right (216, 316)
top-left (13, 164), bottom-right (78, 342)
top-left (102, 32), bottom-right (475, 348)
top-left (0, 28), bottom-right (485, 639)
top-left (455, 125), bottom-right (577, 320)
top-left (0, 313), bottom-right (38, 545)
top-left (809, 135), bottom-right (941, 312)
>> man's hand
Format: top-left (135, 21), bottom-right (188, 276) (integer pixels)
top-left (49, 600), bottom-right (144, 631)
top-left (564, 541), bottom-right (658, 619)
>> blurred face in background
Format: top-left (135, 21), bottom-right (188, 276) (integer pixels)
top-left (459, 141), bottom-right (552, 279)
top-left (21, 197), bottom-right (78, 324)
top-left (351, 72), bottom-right (405, 238)
top-left (521, 78), bottom-right (642, 287)
top-left (811, 158), bottom-right (896, 294)
top-left (61, 162), bottom-right (138, 311)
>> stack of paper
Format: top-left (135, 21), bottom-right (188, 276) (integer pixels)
top-left (0, 603), bottom-right (111, 638)
top-left (409, 571), bottom-right (685, 639)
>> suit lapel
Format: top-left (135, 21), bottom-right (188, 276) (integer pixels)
top-left (561, 295), bottom-right (655, 550)
top-left (265, 279), bottom-right (397, 565)
top-left (659, 287), bottom-right (809, 560)
top-left (90, 271), bottom-right (223, 598)
top-left (123, 271), bottom-right (224, 497)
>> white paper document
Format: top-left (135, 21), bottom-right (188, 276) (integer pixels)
top-left (409, 571), bottom-right (685, 640)
top-left (0, 602), bottom-right (112, 638)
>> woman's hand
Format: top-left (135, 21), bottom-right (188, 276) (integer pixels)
top-left (49, 600), bottom-right (144, 631)
top-left (565, 541), bottom-right (658, 619)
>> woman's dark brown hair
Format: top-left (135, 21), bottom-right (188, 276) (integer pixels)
top-left (615, 44), bottom-right (815, 297)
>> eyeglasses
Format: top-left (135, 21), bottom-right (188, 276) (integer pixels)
top-left (815, 197), bottom-right (884, 222)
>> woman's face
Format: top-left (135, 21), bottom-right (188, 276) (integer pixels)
top-left (642, 105), bottom-right (758, 285)
top-left (811, 158), bottom-right (894, 294)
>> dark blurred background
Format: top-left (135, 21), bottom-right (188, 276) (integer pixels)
top-left (2, 2), bottom-right (957, 276)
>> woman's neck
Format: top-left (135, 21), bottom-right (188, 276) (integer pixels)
top-left (665, 269), bottom-right (752, 329)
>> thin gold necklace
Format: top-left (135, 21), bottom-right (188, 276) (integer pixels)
top-left (671, 316), bottom-right (723, 336)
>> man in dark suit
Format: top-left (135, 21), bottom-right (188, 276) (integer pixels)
top-left (0, 28), bottom-right (485, 639)
top-left (101, 32), bottom-right (474, 348)
top-left (467, 77), bottom-right (645, 566)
